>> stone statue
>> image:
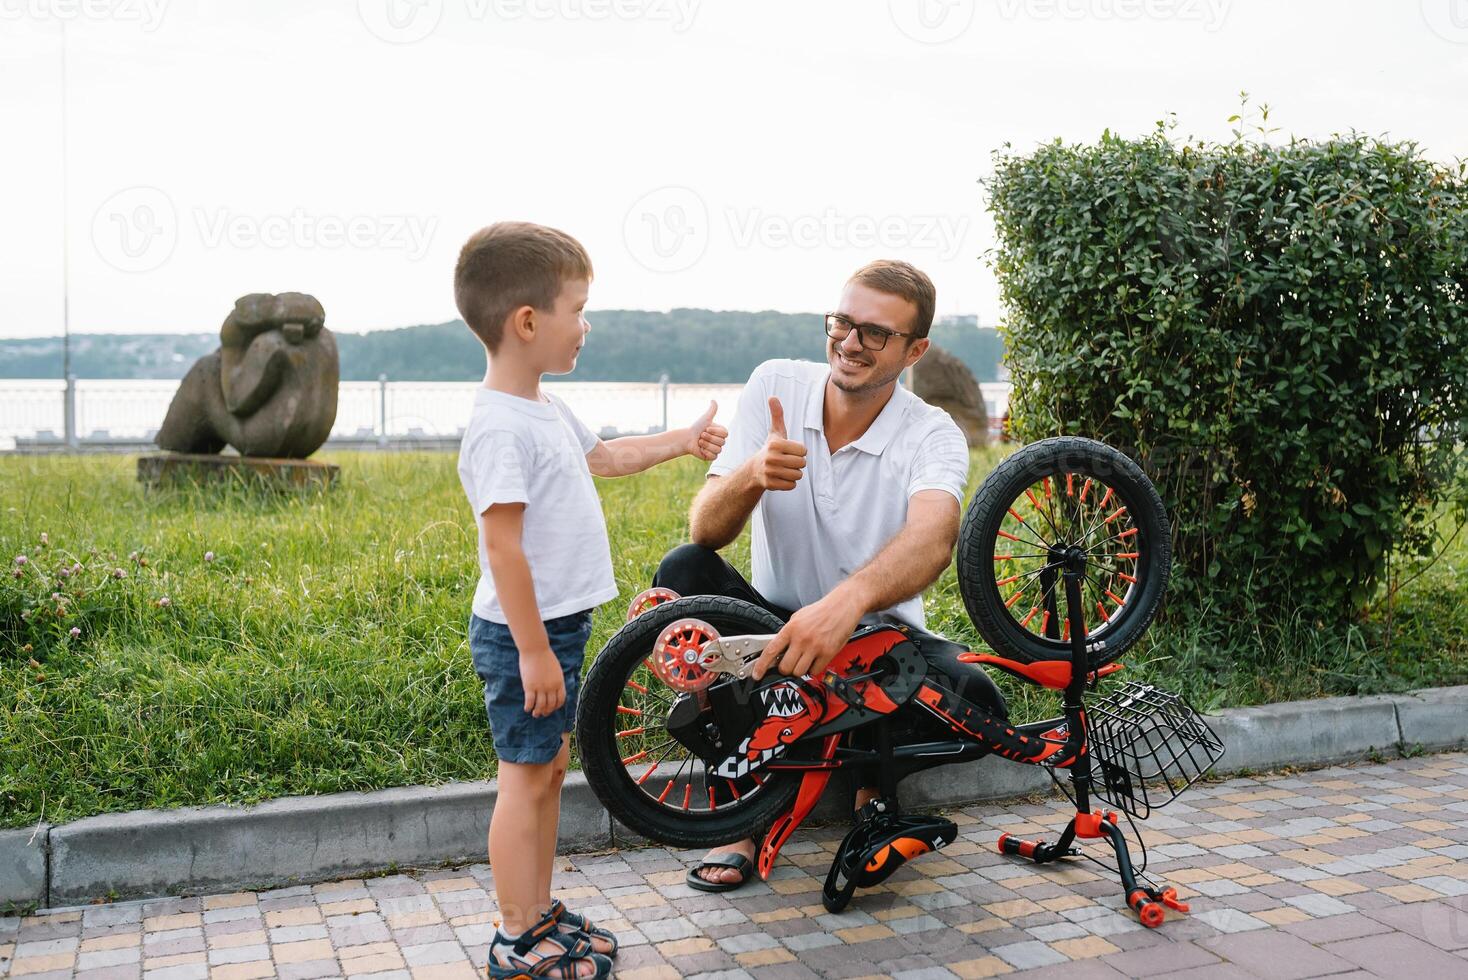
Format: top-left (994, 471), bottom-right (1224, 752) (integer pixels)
top-left (156, 293), bottom-right (339, 458)
top-left (912, 342), bottom-right (989, 447)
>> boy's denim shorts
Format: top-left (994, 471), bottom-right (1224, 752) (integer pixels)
top-left (469, 609), bottom-right (594, 765)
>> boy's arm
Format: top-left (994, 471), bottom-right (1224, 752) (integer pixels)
top-left (481, 503), bottom-right (565, 719)
top-left (586, 401), bottom-right (726, 478)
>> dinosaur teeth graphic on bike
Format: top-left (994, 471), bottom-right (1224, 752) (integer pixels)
top-left (766, 683), bottom-right (809, 717)
top-left (711, 681), bottom-right (826, 779)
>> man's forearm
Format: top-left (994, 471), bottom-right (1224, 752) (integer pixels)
top-left (837, 520), bottom-right (955, 617)
top-left (689, 461), bottom-right (765, 550)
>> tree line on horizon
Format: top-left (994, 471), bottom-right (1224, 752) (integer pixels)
top-left (0, 309), bottom-right (1005, 384)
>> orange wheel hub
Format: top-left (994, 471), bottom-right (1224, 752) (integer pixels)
top-left (650, 618), bottom-right (719, 692)
top-left (626, 587), bottom-right (681, 622)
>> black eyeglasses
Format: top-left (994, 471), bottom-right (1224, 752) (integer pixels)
top-left (824, 312), bottom-right (914, 352)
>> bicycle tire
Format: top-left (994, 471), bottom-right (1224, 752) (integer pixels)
top-left (577, 595), bottom-right (803, 848)
top-left (957, 437), bottom-right (1170, 667)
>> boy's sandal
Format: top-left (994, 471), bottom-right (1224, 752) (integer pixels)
top-left (485, 909), bottom-right (612, 979)
top-left (549, 898), bottom-right (619, 957)
top-left (686, 852), bottom-right (754, 893)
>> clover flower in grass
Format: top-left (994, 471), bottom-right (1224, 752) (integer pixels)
top-left (157, 596), bottom-right (171, 608)
top-left (13, 554), bottom-right (27, 567)
top-left (113, 568), bottom-right (127, 579)
top-left (204, 551), bottom-right (215, 562)
top-left (69, 626), bottom-right (81, 638)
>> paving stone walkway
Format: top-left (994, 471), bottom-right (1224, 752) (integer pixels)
top-left (5, 753), bottom-right (1468, 979)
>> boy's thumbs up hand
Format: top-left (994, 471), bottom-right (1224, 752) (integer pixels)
top-left (757, 396), bottom-right (806, 491)
top-left (685, 400), bottom-right (728, 461)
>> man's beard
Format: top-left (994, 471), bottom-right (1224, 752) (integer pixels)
top-left (829, 348), bottom-right (904, 394)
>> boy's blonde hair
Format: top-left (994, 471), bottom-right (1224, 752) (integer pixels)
top-left (848, 259), bottom-right (936, 339)
top-left (454, 222), bottom-right (593, 353)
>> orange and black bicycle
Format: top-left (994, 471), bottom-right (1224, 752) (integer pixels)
top-left (577, 437), bottom-right (1224, 925)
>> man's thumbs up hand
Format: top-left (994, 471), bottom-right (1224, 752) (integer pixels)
top-left (757, 396), bottom-right (806, 491)
top-left (686, 400), bottom-right (727, 461)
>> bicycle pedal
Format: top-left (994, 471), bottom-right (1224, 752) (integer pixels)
top-left (1158, 887), bottom-right (1189, 913)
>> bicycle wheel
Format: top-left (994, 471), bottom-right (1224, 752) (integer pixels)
top-left (576, 595), bottom-right (803, 848)
top-left (957, 437), bottom-right (1170, 667)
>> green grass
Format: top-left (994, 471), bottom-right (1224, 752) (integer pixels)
top-left (2, 450), bottom-right (1464, 829)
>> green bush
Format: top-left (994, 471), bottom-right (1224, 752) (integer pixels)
top-left (988, 123), bottom-right (1468, 618)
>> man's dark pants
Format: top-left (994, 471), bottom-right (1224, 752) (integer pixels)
top-left (652, 543), bottom-right (796, 622)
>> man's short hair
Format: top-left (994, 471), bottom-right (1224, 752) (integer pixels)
top-left (454, 222), bottom-right (593, 352)
top-left (848, 259), bottom-right (936, 340)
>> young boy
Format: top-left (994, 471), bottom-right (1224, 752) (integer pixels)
top-left (454, 222), bottom-right (726, 979)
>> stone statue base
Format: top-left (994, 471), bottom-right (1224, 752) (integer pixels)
top-left (137, 452), bottom-right (340, 490)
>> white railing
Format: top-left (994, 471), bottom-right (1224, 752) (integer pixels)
top-left (0, 378), bottom-right (1012, 450)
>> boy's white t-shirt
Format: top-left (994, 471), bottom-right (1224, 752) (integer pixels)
top-left (457, 388), bottom-right (617, 624)
top-left (707, 358), bottom-right (970, 629)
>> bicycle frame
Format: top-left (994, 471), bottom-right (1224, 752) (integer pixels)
top-left (748, 568), bottom-right (1192, 924)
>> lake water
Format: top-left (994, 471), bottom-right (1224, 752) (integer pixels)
top-left (0, 379), bottom-right (1012, 450)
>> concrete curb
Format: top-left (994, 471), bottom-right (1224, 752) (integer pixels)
top-left (14, 684), bottom-right (1468, 908)
top-left (0, 824), bottom-right (48, 910)
top-left (46, 778), bottom-right (612, 907)
top-left (1393, 684), bottom-right (1468, 751)
top-left (1206, 694), bottom-right (1402, 773)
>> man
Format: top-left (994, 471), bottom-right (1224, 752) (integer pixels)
top-left (651, 259), bottom-right (971, 891)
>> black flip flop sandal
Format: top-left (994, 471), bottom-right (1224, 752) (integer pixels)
top-left (686, 852), bottom-right (755, 893)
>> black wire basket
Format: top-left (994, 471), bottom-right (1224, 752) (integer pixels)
top-left (1083, 682), bottom-right (1225, 819)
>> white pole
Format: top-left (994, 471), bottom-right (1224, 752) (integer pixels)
top-left (60, 20), bottom-right (77, 448)
top-left (378, 374), bottom-right (388, 447)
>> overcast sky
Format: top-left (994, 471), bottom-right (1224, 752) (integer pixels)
top-left (3, 0), bottom-right (1466, 339)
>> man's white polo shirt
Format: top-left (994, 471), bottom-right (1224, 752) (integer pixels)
top-left (708, 358), bottom-right (970, 629)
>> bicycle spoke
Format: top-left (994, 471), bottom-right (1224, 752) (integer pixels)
top-left (633, 739), bottom-right (683, 788)
top-left (1001, 512), bottom-right (1054, 551)
top-left (995, 559), bottom-right (1067, 591)
top-left (1028, 486), bottom-right (1066, 544)
top-left (1074, 486), bottom-right (1125, 549)
top-left (1080, 525), bottom-right (1141, 554)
